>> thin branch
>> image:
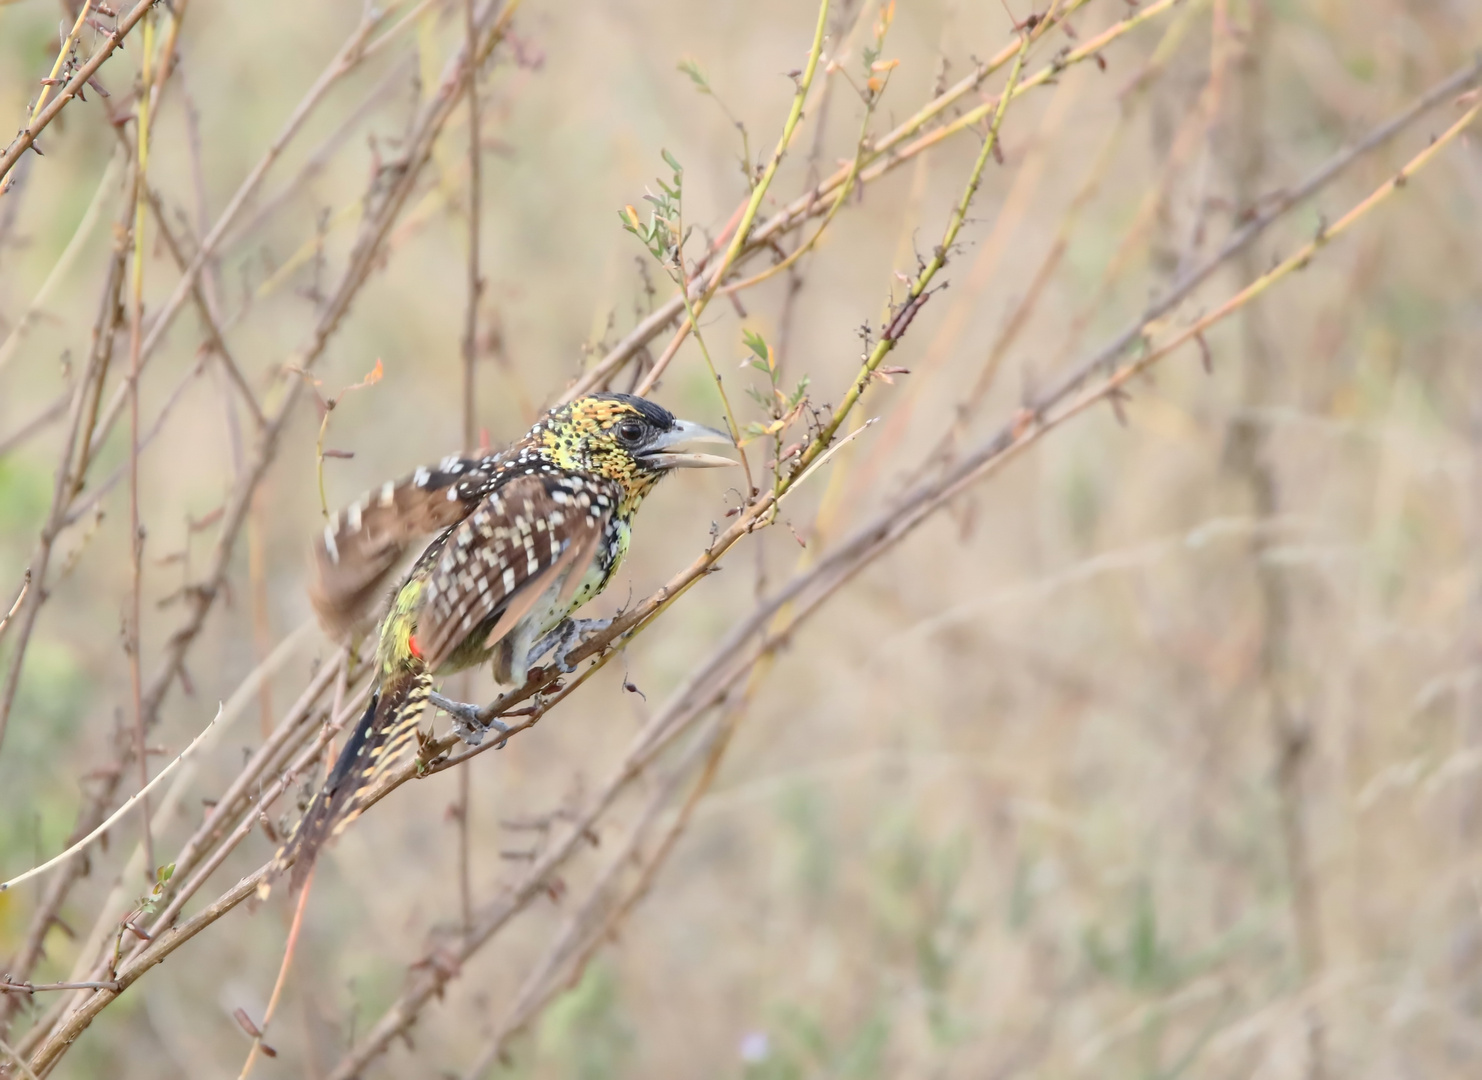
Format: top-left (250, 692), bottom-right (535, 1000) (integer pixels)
top-left (235, 867), bottom-right (313, 1079)
top-left (0, 571), bottom-right (29, 642)
top-left (0, 982), bottom-right (119, 995)
top-left (126, 9), bottom-right (157, 882)
top-left (24, 1), bottom-right (94, 126)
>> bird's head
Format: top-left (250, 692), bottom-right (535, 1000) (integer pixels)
top-left (527, 393), bottom-right (735, 497)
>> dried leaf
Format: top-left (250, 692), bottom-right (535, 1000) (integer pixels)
top-left (233, 1008), bottom-right (262, 1039)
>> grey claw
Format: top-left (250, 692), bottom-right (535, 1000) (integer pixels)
top-left (527, 617), bottom-right (614, 676)
top-left (430, 691), bottom-right (510, 748)
top-left (450, 715), bottom-right (485, 747)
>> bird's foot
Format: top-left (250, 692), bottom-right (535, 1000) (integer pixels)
top-left (430, 691), bottom-right (510, 748)
top-left (526, 618), bottom-right (614, 675)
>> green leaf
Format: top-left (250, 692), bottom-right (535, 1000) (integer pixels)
top-left (787, 375), bottom-right (811, 409)
top-left (661, 148), bottom-right (683, 176)
top-left (742, 327), bottom-right (769, 361)
top-left (677, 57), bottom-right (710, 92)
top-left (156, 863), bottom-right (175, 884)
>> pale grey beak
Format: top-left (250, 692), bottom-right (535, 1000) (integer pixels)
top-left (640, 418), bottom-right (737, 470)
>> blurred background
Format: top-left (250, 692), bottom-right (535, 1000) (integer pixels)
top-left (2, 0), bottom-right (1481, 1076)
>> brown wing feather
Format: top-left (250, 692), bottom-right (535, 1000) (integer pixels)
top-left (413, 474), bottom-right (613, 672)
top-left (309, 452), bottom-right (513, 637)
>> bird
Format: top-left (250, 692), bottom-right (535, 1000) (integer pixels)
top-left (264, 393), bottom-right (734, 894)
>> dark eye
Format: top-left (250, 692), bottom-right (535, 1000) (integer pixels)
top-left (616, 419), bottom-right (645, 445)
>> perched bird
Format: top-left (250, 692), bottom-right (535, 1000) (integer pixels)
top-left (266, 393), bottom-right (733, 893)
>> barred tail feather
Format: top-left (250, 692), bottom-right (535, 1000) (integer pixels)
top-left (264, 670), bottom-right (431, 896)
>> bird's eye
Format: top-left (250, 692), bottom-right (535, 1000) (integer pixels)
top-left (616, 419), bottom-right (645, 444)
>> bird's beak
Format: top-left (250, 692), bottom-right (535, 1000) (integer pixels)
top-left (640, 418), bottom-right (738, 470)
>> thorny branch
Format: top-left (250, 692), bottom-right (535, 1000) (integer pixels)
top-left (0, 0), bottom-right (153, 191)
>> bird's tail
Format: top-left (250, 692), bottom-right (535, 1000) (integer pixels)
top-left (261, 667), bottom-right (431, 897)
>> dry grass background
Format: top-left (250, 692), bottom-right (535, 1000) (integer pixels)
top-left (1, 0), bottom-right (1481, 1077)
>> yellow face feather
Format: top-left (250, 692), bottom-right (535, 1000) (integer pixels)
top-left (523, 396), bottom-right (671, 509)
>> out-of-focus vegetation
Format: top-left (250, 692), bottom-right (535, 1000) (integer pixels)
top-left (1, 0), bottom-right (1481, 1076)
